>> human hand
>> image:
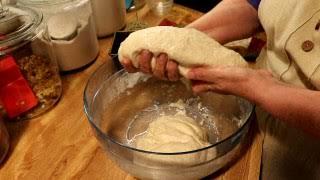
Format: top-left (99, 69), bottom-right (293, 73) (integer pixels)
top-left (187, 66), bottom-right (274, 97)
top-left (121, 50), bottom-right (180, 81)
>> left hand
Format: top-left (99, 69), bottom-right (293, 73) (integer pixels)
top-left (187, 66), bottom-right (274, 97)
top-left (121, 50), bottom-right (180, 81)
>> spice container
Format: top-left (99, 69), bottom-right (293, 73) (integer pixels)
top-left (18, 0), bottom-right (100, 71)
top-left (0, 5), bottom-right (62, 120)
top-left (91, 0), bottom-right (126, 37)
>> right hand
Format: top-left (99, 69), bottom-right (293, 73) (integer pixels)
top-left (187, 65), bottom-right (275, 97)
top-left (121, 50), bottom-right (180, 81)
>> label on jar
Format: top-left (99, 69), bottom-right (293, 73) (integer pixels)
top-left (0, 55), bottom-right (38, 119)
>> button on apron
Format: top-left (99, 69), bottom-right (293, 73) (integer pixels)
top-left (301, 40), bottom-right (314, 52)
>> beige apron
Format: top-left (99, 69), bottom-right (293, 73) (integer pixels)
top-left (256, 0), bottom-right (320, 179)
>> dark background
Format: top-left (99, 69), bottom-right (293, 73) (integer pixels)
top-left (175, 0), bottom-right (221, 12)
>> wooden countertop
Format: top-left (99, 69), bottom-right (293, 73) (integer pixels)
top-left (0, 4), bottom-right (263, 180)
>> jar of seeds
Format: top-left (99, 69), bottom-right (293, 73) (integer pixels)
top-left (0, 5), bottom-right (62, 120)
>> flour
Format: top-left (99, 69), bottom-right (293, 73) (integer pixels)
top-left (118, 26), bottom-right (251, 77)
top-left (47, 14), bottom-right (78, 40)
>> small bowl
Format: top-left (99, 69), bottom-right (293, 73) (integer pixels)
top-left (84, 63), bottom-right (254, 180)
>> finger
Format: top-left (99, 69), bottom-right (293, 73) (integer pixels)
top-left (153, 53), bottom-right (168, 80)
top-left (122, 58), bottom-right (138, 73)
top-left (166, 60), bottom-right (179, 81)
top-left (138, 50), bottom-right (153, 74)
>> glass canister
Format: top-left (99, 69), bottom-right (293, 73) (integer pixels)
top-left (0, 5), bottom-right (62, 120)
top-left (0, 116), bottom-right (9, 164)
top-left (18, 0), bottom-right (100, 72)
top-left (91, 0), bottom-right (126, 37)
top-left (127, 0), bottom-right (146, 11)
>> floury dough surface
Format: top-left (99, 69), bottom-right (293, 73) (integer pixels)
top-left (118, 26), bottom-right (250, 77)
top-left (135, 113), bottom-right (211, 153)
top-left (132, 102), bottom-right (215, 167)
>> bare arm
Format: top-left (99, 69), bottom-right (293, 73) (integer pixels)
top-left (251, 77), bottom-right (320, 138)
top-left (187, 0), bottom-right (260, 44)
top-left (188, 67), bottom-right (320, 138)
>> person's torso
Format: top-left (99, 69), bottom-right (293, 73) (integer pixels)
top-left (257, 0), bottom-right (320, 89)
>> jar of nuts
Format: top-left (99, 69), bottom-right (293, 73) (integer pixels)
top-left (0, 116), bottom-right (9, 164)
top-left (0, 5), bottom-right (62, 120)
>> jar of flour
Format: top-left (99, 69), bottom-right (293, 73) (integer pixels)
top-left (18, 0), bottom-right (100, 71)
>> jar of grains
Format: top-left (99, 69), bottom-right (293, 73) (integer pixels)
top-left (18, 0), bottom-right (100, 72)
top-left (0, 5), bottom-right (62, 120)
top-left (0, 116), bottom-right (9, 164)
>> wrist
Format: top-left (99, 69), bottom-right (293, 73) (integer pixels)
top-left (240, 70), bottom-right (280, 105)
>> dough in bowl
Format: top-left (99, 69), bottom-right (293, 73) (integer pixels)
top-left (118, 26), bottom-right (250, 77)
top-left (135, 114), bottom-right (211, 153)
top-left (133, 111), bottom-right (216, 167)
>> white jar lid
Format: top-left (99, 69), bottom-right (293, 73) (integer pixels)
top-left (47, 14), bottom-right (78, 40)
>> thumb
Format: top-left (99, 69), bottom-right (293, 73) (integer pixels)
top-left (187, 66), bottom-right (216, 81)
top-left (191, 82), bottom-right (213, 93)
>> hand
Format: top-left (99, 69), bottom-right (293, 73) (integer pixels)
top-left (121, 50), bottom-right (180, 81)
top-left (187, 66), bottom-right (275, 97)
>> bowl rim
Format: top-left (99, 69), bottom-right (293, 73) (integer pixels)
top-left (84, 67), bottom-right (255, 156)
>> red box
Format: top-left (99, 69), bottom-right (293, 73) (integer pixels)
top-left (0, 55), bottom-right (38, 119)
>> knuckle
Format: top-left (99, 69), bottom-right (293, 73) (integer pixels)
top-left (193, 71), bottom-right (203, 79)
top-left (143, 50), bottom-right (152, 59)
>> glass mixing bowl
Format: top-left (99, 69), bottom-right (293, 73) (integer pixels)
top-left (84, 63), bottom-right (254, 180)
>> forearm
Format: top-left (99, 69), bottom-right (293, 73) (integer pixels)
top-left (187, 0), bottom-right (260, 44)
top-left (246, 78), bottom-right (320, 138)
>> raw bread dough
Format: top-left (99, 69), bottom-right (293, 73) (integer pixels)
top-left (133, 112), bottom-right (215, 167)
top-left (135, 114), bottom-right (211, 153)
top-left (118, 26), bottom-right (250, 77)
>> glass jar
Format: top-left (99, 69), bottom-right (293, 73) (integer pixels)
top-left (91, 0), bottom-right (126, 37)
top-left (0, 116), bottom-right (9, 164)
top-left (18, 0), bottom-right (100, 71)
top-left (0, 5), bottom-right (62, 120)
top-left (128, 0), bottom-right (146, 11)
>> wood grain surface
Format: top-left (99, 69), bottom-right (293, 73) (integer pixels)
top-left (0, 4), bottom-right (263, 180)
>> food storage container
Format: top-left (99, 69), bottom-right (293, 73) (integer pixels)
top-left (127, 0), bottom-right (146, 11)
top-left (91, 0), bottom-right (126, 37)
top-left (0, 5), bottom-right (62, 120)
top-left (18, 0), bottom-right (100, 71)
top-left (0, 116), bottom-right (9, 164)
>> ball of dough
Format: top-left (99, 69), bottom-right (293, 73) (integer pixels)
top-left (136, 114), bottom-right (210, 152)
top-left (134, 113), bottom-right (215, 167)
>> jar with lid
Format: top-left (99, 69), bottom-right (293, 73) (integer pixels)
top-left (18, 0), bottom-right (100, 72)
top-left (0, 116), bottom-right (9, 164)
top-left (91, 0), bottom-right (126, 37)
top-left (0, 5), bottom-right (62, 120)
